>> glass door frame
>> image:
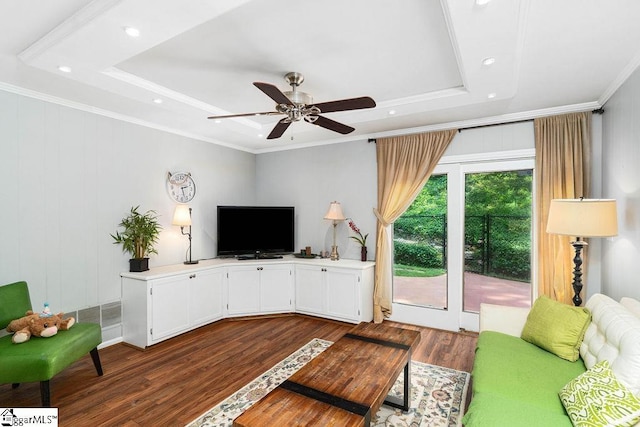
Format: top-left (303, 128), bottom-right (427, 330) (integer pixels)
top-left (391, 162), bottom-right (461, 331)
top-left (390, 154), bottom-right (535, 332)
top-left (459, 158), bottom-right (535, 331)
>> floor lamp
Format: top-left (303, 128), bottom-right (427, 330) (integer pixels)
top-left (546, 198), bottom-right (617, 306)
top-left (324, 201), bottom-right (346, 261)
top-left (173, 204), bottom-right (199, 265)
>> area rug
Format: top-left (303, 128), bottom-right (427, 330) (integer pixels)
top-left (187, 338), bottom-right (470, 427)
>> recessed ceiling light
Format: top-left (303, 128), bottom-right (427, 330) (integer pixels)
top-left (487, 92), bottom-right (497, 99)
top-left (124, 26), bottom-right (140, 37)
top-left (388, 110), bottom-right (396, 115)
top-left (476, 0), bottom-right (491, 5)
top-left (57, 65), bottom-right (72, 73)
top-left (482, 57), bottom-right (496, 66)
top-left (152, 98), bottom-right (163, 104)
top-left (214, 119), bottom-right (222, 124)
top-left (258, 134), bottom-right (263, 138)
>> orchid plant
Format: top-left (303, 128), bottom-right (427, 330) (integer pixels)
top-left (347, 219), bottom-right (368, 247)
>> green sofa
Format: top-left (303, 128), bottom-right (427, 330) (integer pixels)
top-left (0, 281), bottom-right (103, 406)
top-left (463, 294), bottom-right (640, 426)
top-left (463, 331), bottom-right (585, 426)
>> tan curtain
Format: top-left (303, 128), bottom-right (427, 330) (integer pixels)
top-left (535, 112), bottom-right (591, 304)
top-left (373, 129), bottom-right (457, 323)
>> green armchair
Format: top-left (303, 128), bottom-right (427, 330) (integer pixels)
top-left (0, 281), bottom-right (103, 407)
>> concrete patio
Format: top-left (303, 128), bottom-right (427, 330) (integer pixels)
top-left (393, 272), bottom-right (531, 312)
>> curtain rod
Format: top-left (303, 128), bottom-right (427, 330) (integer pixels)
top-left (367, 108), bottom-right (604, 142)
top-left (457, 108), bottom-right (604, 133)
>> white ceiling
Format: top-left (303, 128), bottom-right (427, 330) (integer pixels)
top-left (2, 0), bottom-right (640, 153)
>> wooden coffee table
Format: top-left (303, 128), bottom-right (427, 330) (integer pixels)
top-left (233, 322), bottom-right (421, 426)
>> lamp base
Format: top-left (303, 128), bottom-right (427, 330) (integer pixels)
top-left (184, 260), bottom-right (199, 265)
top-left (330, 245), bottom-right (339, 261)
top-left (570, 240), bottom-right (587, 306)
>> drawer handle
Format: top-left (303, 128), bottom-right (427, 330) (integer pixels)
top-left (189, 274), bottom-right (196, 279)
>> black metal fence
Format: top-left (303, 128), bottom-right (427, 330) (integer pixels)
top-left (394, 214), bottom-right (531, 282)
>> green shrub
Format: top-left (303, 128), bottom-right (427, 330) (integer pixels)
top-left (393, 240), bottom-right (443, 269)
top-left (489, 241), bottom-right (531, 281)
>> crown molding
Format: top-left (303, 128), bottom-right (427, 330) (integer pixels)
top-left (0, 81), bottom-right (254, 154)
top-left (599, 50), bottom-right (640, 105)
top-left (19, 0), bottom-right (123, 63)
top-left (102, 67), bottom-right (261, 130)
top-left (0, 80), bottom-right (602, 156)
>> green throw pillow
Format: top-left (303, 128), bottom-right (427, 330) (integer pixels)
top-left (521, 295), bottom-right (591, 361)
top-left (559, 360), bottom-right (640, 427)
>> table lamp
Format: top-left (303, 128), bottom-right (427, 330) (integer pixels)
top-left (173, 204), bottom-right (199, 265)
top-left (324, 201), bottom-right (346, 261)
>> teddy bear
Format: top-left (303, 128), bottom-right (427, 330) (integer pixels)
top-left (6, 309), bottom-right (75, 344)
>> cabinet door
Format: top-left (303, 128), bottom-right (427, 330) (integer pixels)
top-left (227, 267), bottom-right (260, 315)
top-left (260, 265), bottom-right (293, 313)
top-left (189, 268), bottom-right (225, 327)
top-left (295, 265), bottom-right (324, 315)
top-left (325, 268), bottom-right (360, 321)
top-left (151, 276), bottom-right (190, 342)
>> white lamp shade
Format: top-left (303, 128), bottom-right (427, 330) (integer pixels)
top-left (546, 199), bottom-right (618, 237)
top-left (324, 201), bottom-right (345, 221)
top-left (172, 204), bottom-right (192, 226)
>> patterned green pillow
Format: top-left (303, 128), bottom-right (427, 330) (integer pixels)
top-left (559, 360), bottom-right (640, 427)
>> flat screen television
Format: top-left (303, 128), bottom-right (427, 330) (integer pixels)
top-left (217, 205), bottom-right (295, 257)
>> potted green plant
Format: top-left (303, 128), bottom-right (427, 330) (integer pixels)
top-left (111, 206), bottom-right (162, 272)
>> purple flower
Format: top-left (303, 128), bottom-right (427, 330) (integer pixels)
top-left (347, 219), bottom-right (368, 247)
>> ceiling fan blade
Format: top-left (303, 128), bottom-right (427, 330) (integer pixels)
top-left (254, 82), bottom-right (294, 106)
top-left (208, 111), bottom-right (281, 119)
top-left (312, 96), bottom-right (376, 114)
top-left (311, 115), bottom-right (355, 135)
top-left (267, 119), bottom-right (292, 139)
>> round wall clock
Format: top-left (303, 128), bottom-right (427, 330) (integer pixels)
top-left (167, 171), bottom-right (196, 203)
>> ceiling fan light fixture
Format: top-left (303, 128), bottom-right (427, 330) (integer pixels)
top-left (207, 72), bottom-right (376, 140)
top-left (283, 90), bottom-right (313, 105)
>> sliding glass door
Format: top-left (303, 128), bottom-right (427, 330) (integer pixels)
top-left (392, 159), bottom-right (534, 331)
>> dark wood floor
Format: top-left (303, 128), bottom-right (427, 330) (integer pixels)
top-left (0, 315), bottom-right (478, 426)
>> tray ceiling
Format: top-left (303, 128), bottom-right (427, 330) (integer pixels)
top-left (2, 0), bottom-right (640, 152)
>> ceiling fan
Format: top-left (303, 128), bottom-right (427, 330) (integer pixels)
top-left (207, 72), bottom-right (376, 139)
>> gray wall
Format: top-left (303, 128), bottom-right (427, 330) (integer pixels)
top-left (602, 65), bottom-right (640, 301)
top-left (256, 140), bottom-right (378, 261)
top-left (0, 90), bottom-right (255, 317)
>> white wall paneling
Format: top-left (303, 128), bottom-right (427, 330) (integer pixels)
top-left (0, 89), bottom-right (255, 314)
top-left (601, 65), bottom-right (640, 301)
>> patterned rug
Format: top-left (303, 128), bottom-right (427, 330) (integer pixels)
top-left (187, 338), bottom-right (470, 427)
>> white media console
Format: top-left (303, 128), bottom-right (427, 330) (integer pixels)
top-left (121, 256), bottom-right (375, 349)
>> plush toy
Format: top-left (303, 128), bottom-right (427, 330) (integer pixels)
top-left (6, 305), bottom-right (75, 344)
